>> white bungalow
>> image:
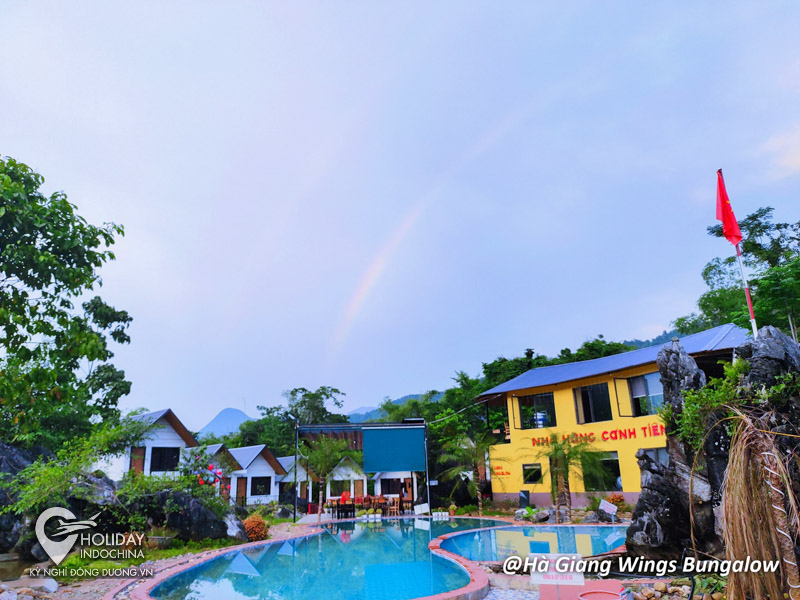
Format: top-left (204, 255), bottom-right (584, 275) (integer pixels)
top-left (276, 456), bottom-right (316, 502)
top-left (98, 409), bottom-right (199, 481)
top-left (203, 443), bottom-right (243, 500)
top-left (228, 445), bottom-right (287, 506)
top-left (326, 456), bottom-right (368, 500)
top-left (372, 471), bottom-right (418, 501)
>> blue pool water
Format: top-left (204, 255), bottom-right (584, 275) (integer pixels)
top-left (150, 517), bottom-right (503, 600)
top-left (441, 525), bottom-right (628, 562)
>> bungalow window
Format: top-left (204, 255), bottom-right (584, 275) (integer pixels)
top-left (330, 480), bottom-right (349, 496)
top-left (518, 393), bottom-right (557, 429)
top-left (522, 463), bottom-right (543, 484)
top-left (150, 447), bottom-right (180, 472)
top-left (629, 373), bottom-right (664, 417)
top-left (381, 479), bottom-right (403, 495)
top-left (251, 477), bottom-right (271, 496)
top-left (582, 451), bottom-right (621, 492)
top-left (573, 383), bottom-right (613, 424)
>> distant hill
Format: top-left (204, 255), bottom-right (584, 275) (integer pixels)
top-left (198, 408), bottom-right (252, 438)
top-left (620, 329), bottom-right (679, 349)
top-left (348, 392), bottom-right (444, 423)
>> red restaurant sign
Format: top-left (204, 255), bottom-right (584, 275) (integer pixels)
top-left (530, 422), bottom-right (666, 447)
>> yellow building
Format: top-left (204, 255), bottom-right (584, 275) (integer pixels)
top-left (483, 324), bottom-right (747, 507)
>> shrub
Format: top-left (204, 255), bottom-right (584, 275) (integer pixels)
top-left (455, 504), bottom-right (477, 515)
top-left (586, 495), bottom-right (602, 512)
top-left (243, 514), bottom-right (269, 541)
top-left (605, 493), bottom-right (625, 509)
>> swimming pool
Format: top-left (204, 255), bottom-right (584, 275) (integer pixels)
top-left (150, 517), bottom-right (503, 600)
top-left (440, 525), bottom-right (628, 562)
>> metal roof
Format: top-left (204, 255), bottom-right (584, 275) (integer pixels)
top-left (480, 323), bottom-right (748, 396)
top-left (130, 408), bottom-right (198, 447)
top-left (131, 409), bottom-right (170, 423)
top-left (228, 444), bottom-right (287, 474)
top-left (204, 443), bottom-right (224, 455)
top-left (228, 445), bottom-right (266, 469)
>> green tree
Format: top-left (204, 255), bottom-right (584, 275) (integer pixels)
top-left (437, 431), bottom-right (500, 517)
top-left (676, 206), bottom-right (800, 336)
top-left (233, 406), bottom-right (295, 454)
top-left (0, 157), bottom-right (131, 449)
top-left (284, 386), bottom-right (349, 424)
top-left (554, 336), bottom-right (635, 364)
top-left (534, 434), bottom-right (609, 523)
top-left (0, 416), bottom-right (154, 517)
top-left (303, 436), bottom-right (352, 523)
top-left (751, 257), bottom-right (800, 342)
top-left (707, 207), bottom-right (799, 271)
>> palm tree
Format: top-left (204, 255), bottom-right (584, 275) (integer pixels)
top-left (535, 434), bottom-right (609, 523)
top-left (304, 436), bottom-right (352, 523)
top-left (438, 431), bottom-right (502, 517)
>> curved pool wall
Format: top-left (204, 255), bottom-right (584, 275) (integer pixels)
top-left (149, 517), bottom-right (504, 600)
top-left (440, 525), bottom-right (628, 562)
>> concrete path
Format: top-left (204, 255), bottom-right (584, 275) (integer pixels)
top-left (485, 588), bottom-right (540, 599)
top-left (296, 512), bottom-right (332, 524)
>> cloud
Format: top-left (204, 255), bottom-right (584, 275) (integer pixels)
top-left (761, 124), bottom-right (800, 179)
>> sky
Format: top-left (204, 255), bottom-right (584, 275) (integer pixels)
top-left (2, 2), bottom-right (800, 428)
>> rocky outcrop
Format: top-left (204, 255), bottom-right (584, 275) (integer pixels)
top-left (627, 338), bottom-right (714, 558)
top-left (155, 491), bottom-right (229, 542)
top-left (737, 325), bottom-right (800, 387)
top-left (627, 327), bottom-right (800, 560)
top-left (2, 442), bottom-right (244, 560)
top-left (0, 444), bottom-right (51, 553)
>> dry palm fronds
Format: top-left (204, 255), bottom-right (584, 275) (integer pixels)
top-left (721, 408), bottom-right (800, 600)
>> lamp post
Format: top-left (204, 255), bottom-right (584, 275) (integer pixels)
top-left (288, 413), bottom-right (299, 523)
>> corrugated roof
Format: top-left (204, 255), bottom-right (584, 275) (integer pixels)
top-left (276, 456), bottom-right (297, 482)
top-left (228, 444), bottom-right (287, 475)
top-left (228, 445), bottom-right (266, 469)
top-left (480, 323), bottom-right (748, 396)
top-left (130, 409), bottom-right (198, 447)
top-left (131, 409), bottom-right (170, 424)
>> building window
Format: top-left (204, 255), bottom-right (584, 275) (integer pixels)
top-left (150, 447), bottom-right (180, 472)
top-left (518, 393), bottom-right (557, 429)
top-left (522, 463), bottom-right (543, 484)
top-left (642, 447), bottom-right (669, 466)
top-left (629, 373), bottom-right (664, 417)
top-left (330, 479), bottom-right (349, 496)
top-left (573, 383), bottom-right (613, 424)
top-left (582, 451), bottom-right (621, 491)
top-left (381, 479), bottom-right (403, 495)
top-left (251, 477), bottom-right (271, 496)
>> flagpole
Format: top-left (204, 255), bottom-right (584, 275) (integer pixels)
top-left (735, 243), bottom-right (758, 339)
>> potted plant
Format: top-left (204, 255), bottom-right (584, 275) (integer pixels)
top-left (376, 508), bottom-right (383, 521)
top-left (449, 504), bottom-right (457, 517)
top-left (147, 526), bottom-right (177, 550)
top-left (367, 508), bottom-right (375, 522)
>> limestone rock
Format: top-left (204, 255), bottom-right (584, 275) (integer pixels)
top-left (274, 506), bottom-right (291, 519)
top-left (224, 513), bottom-right (248, 541)
top-left (737, 326), bottom-right (800, 387)
top-left (156, 491), bottom-right (228, 541)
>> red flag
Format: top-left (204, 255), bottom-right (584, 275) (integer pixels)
top-left (716, 169), bottom-right (742, 246)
